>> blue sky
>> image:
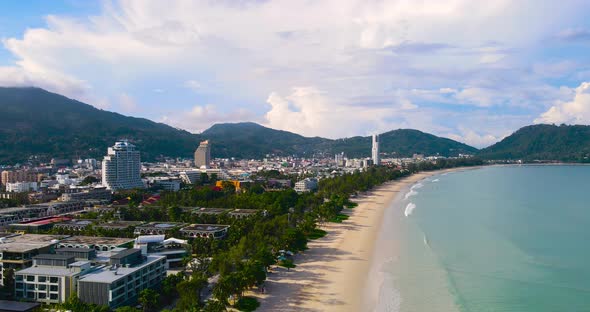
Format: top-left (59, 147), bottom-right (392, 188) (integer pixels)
top-left (1, 0), bottom-right (590, 147)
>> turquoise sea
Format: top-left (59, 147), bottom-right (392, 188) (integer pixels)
top-left (372, 165), bottom-right (590, 312)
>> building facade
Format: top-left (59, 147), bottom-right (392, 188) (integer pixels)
top-left (1, 170), bottom-right (38, 186)
top-left (194, 140), bottom-right (211, 169)
top-left (294, 178), bottom-right (318, 193)
top-left (101, 141), bottom-right (144, 191)
top-left (372, 134), bottom-right (380, 165)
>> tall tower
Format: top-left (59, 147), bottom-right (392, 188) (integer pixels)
top-left (101, 141), bottom-right (143, 190)
top-left (194, 140), bottom-right (211, 169)
top-left (372, 134), bottom-right (380, 165)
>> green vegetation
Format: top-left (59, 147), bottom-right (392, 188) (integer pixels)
top-left (0, 87), bottom-right (478, 164)
top-left (234, 297), bottom-right (260, 312)
top-left (307, 228), bottom-right (327, 240)
top-left (330, 213), bottom-right (349, 223)
top-left (478, 124), bottom-right (590, 162)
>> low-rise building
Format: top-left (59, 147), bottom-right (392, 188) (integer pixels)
top-left (0, 234), bottom-right (66, 286)
top-left (134, 222), bottom-right (187, 236)
top-left (60, 187), bottom-right (111, 202)
top-left (180, 224), bottom-right (230, 239)
top-left (134, 235), bottom-right (188, 269)
top-left (5, 182), bottom-right (38, 193)
top-left (57, 236), bottom-right (134, 252)
top-left (78, 250), bottom-right (166, 309)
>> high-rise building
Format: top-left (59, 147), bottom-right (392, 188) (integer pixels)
top-left (372, 134), bottom-right (380, 165)
top-left (194, 140), bottom-right (211, 169)
top-left (1, 170), bottom-right (38, 186)
top-left (101, 141), bottom-right (143, 191)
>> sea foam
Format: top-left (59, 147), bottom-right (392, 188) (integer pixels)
top-left (404, 203), bottom-right (416, 217)
top-left (404, 189), bottom-right (418, 200)
top-left (432, 179), bottom-right (439, 182)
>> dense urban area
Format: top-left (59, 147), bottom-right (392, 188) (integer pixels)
top-left (0, 137), bottom-right (483, 312)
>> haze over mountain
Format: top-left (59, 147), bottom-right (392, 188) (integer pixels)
top-left (0, 87), bottom-right (478, 164)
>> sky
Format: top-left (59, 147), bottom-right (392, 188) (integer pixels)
top-left (1, 0), bottom-right (590, 148)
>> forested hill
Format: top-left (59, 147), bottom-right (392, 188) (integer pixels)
top-left (199, 123), bottom-right (478, 158)
top-left (478, 124), bottom-right (590, 162)
top-left (0, 87), bottom-right (200, 163)
top-left (0, 87), bottom-right (477, 163)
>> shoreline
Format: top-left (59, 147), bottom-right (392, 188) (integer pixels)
top-left (253, 167), bottom-right (470, 312)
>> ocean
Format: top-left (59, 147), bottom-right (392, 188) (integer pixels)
top-left (370, 165), bottom-right (590, 312)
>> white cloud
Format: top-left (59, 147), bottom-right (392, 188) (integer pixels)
top-left (0, 0), bottom-right (588, 140)
top-left (184, 80), bottom-right (202, 91)
top-left (163, 104), bottom-right (257, 133)
top-left (535, 82), bottom-right (590, 124)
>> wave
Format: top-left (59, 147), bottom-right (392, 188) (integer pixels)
top-left (404, 189), bottom-right (418, 200)
top-left (411, 182), bottom-right (424, 189)
top-left (404, 203), bottom-right (416, 217)
top-left (432, 179), bottom-right (440, 182)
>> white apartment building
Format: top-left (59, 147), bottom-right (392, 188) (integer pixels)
top-left (372, 134), bottom-right (380, 165)
top-left (101, 141), bottom-right (144, 191)
top-left (294, 178), bottom-right (318, 193)
top-left (6, 181), bottom-right (38, 193)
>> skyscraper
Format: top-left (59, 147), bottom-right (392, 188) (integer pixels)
top-left (194, 140), bottom-right (211, 169)
top-left (372, 134), bottom-right (380, 165)
top-left (101, 141), bottom-right (143, 190)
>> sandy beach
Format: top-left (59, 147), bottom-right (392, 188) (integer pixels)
top-left (252, 169), bottom-right (463, 312)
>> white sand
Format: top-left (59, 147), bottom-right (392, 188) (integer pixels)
top-left (252, 170), bottom-right (456, 312)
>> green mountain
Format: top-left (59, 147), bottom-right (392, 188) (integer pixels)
top-left (200, 122), bottom-right (478, 158)
top-left (0, 87), bottom-right (477, 164)
top-left (478, 124), bottom-right (590, 162)
top-left (0, 87), bottom-right (200, 163)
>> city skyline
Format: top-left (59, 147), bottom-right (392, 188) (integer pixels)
top-left (1, 1), bottom-right (590, 147)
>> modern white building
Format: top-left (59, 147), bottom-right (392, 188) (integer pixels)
top-left (372, 134), bottom-right (380, 165)
top-left (101, 141), bottom-right (144, 191)
top-left (294, 178), bottom-right (318, 193)
top-left (6, 182), bottom-right (38, 193)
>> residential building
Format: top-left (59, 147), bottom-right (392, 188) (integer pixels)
top-left (194, 140), bottom-right (211, 169)
top-left (146, 177), bottom-right (181, 191)
top-left (1, 171), bottom-right (38, 186)
top-left (294, 178), bottom-right (318, 193)
top-left (372, 134), bottom-right (380, 165)
top-left (5, 182), bottom-right (38, 193)
top-left (14, 255), bottom-right (89, 304)
top-left (60, 187), bottom-right (111, 202)
top-left (101, 141), bottom-right (144, 191)
top-left (0, 234), bottom-right (66, 286)
top-left (77, 250), bottom-right (166, 309)
top-left (57, 236), bottom-right (134, 252)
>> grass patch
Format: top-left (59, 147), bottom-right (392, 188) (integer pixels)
top-left (330, 213), bottom-right (349, 223)
top-left (308, 228), bottom-right (327, 240)
top-left (235, 296), bottom-right (260, 312)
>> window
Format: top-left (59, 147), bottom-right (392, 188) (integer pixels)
top-left (15, 282), bottom-right (23, 289)
top-left (26, 276), bottom-right (34, 282)
top-left (38, 292), bottom-right (46, 299)
top-left (38, 276), bottom-right (46, 282)
top-left (26, 292), bottom-right (35, 299)
top-left (50, 293), bottom-right (58, 300)
top-left (15, 275), bottom-right (23, 281)
top-left (38, 284), bottom-right (46, 291)
top-left (49, 277), bottom-right (58, 283)
top-left (50, 285), bottom-right (58, 292)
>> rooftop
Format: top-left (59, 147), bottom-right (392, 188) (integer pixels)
top-left (189, 207), bottom-right (231, 214)
top-left (0, 300), bottom-right (41, 312)
top-left (56, 247), bottom-right (94, 253)
top-left (33, 254), bottom-right (74, 261)
top-left (0, 234), bottom-right (66, 253)
top-left (110, 248), bottom-right (140, 259)
top-left (78, 255), bottom-right (165, 284)
top-left (181, 224), bottom-right (230, 232)
top-left (97, 220), bottom-right (145, 228)
top-left (15, 265), bottom-right (79, 277)
top-left (59, 236), bottom-right (134, 246)
top-left (136, 222), bottom-right (187, 229)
